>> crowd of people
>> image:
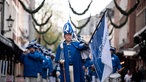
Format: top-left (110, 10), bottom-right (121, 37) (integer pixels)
top-left (19, 40), bottom-right (55, 82)
top-left (19, 21), bottom-right (124, 82)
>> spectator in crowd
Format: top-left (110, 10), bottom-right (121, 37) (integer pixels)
top-left (124, 70), bottom-right (132, 82)
top-left (41, 49), bottom-right (53, 82)
top-left (131, 67), bottom-right (142, 82)
top-left (49, 50), bottom-right (57, 82)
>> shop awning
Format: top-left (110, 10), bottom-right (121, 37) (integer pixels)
top-left (0, 34), bottom-right (22, 57)
top-left (134, 25), bottom-right (146, 37)
top-left (123, 50), bottom-right (137, 56)
top-left (0, 34), bottom-right (14, 49)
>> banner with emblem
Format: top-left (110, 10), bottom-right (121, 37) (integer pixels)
top-left (89, 11), bottom-right (113, 82)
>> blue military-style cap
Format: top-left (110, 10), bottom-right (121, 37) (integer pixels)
top-left (26, 44), bottom-right (34, 49)
top-left (33, 45), bottom-right (39, 49)
top-left (40, 46), bottom-right (46, 53)
top-left (44, 49), bottom-right (50, 56)
top-left (35, 43), bottom-right (42, 49)
top-left (29, 39), bottom-right (37, 45)
top-left (63, 21), bottom-right (74, 35)
top-left (26, 40), bottom-right (38, 49)
top-left (48, 48), bottom-right (52, 52)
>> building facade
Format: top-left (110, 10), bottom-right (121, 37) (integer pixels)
top-left (0, 0), bottom-right (36, 81)
top-left (109, 0), bottom-right (146, 81)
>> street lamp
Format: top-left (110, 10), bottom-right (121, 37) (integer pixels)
top-left (6, 15), bottom-right (14, 28)
top-left (1, 15), bottom-right (14, 34)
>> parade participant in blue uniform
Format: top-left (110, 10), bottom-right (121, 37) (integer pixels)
top-left (33, 43), bottom-right (43, 82)
top-left (48, 49), bottom-right (57, 82)
top-left (76, 35), bottom-right (91, 82)
top-left (55, 21), bottom-right (87, 82)
top-left (41, 49), bottom-right (53, 82)
top-left (88, 60), bottom-right (99, 82)
top-left (110, 47), bottom-right (122, 73)
top-left (82, 57), bottom-right (91, 82)
top-left (19, 42), bottom-right (43, 82)
top-left (108, 47), bottom-right (122, 82)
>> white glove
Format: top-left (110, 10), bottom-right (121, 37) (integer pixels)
top-left (56, 71), bottom-right (60, 77)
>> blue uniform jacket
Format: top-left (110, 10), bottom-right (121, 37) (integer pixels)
top-left (84, 57), bottom-right (91, 68)
top-left (55, 41), bottom-right (87, 82)
top-left (35, 51), bottom-right (43, 74)
top-left (42, 55), bottom-right (53, 79)
top-left (19, 51), bottom-right (43, 78)
top-left (111, 54), bottom-right (122, 73)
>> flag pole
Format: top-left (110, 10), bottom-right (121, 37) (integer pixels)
top-left (88, 10), bottom-right (107, 43)
top-left (62, 63), bottom-right (66, 82)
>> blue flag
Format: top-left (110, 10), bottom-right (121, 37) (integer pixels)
top-left (89, 12), bottom-right (112, 82)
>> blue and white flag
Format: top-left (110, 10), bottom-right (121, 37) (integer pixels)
top-left (89, 12), bottom-right (112, 82)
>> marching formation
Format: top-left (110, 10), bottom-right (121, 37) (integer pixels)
top-left (19, 40), bottom-right (54, 82)
top-left (18, 21), bottom-right (122, 82)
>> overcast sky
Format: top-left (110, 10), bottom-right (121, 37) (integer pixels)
top-left (35, 0), bottom-right (113, 29)
top-left (55, 0), bottom-right (112, 20)
top-left (36, 0), bottom-right (112, 19)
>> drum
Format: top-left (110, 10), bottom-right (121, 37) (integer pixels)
top-left (109, 73), bottom-right (121, 82)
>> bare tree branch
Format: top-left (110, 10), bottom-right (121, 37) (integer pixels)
top-left (42, 32), bottom-right (61, 45)
top-left (31, 11), bottom-right (52, 26)
top-left (32, 22), bottom-right (52, 34)
top-left (68, 0), bottom-right (92, 15)
top-left (18, 0), bottom-right (45, 14)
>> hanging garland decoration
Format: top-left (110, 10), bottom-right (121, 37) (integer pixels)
top-left (107, 11), bottom-right (128, 28)
top-left (70, 15), bottom-right (91, 29)
top-left (109, 35), bottom-right (113, 43)
top-left (42, 32), bottom-right (61, 45)
top-left (18, 0), bottom-right (45, 14)
top-left (106, 0), bottom-right (139, 28)
top-left (114, 0), bottom-right (140, 16)
top-left (109, 27), bottom-right (114, 36)
top-left (32, 22), bottom-right (52, 34)
top-left (77, 28), bottom-right (82, 35)
top-left (31, 11), bottom-right (52, 26)
top-left (68, 0), bottom-right (92, 15)
top-left (108, 27), bottom-right (114, 44)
